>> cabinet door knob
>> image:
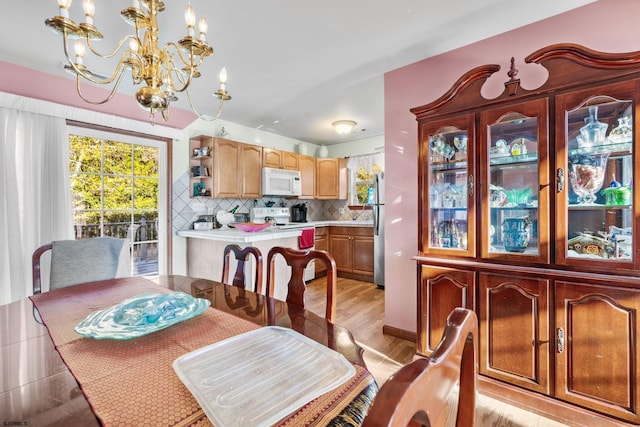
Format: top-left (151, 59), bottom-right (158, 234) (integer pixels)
top-left (557, 168), bottom-right (565, 192)
top-left (557, 327), bottom-right (565, 353)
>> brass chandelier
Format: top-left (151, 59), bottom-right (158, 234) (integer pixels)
top-left (45, 0), bottom-right (231, 124)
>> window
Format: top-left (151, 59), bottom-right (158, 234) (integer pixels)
top-left (347, 153), bottom-right (384, 205)
top-left (68, 126), bottom-right (168, 277)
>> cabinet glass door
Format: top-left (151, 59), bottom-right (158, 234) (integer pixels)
top-left (420, 114), bottom-right (475, 257)
top-left (557, 81), bottom-right (637, 270)
top-left (481, 99), bottom-right (549, 263)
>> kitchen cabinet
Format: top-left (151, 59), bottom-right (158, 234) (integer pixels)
top-left (329, 226), bottom-right (373, 281)
top-left (412, 44), bottom-right (640, 424)
top-left (189, 138), bottom-right (213, 198)
top-left (417, 266), bottom-right (475, 355)
top-left (263, 148), bottom-right (299, 170)
top-left (316, 158), bottom-right (348, 200)
top-left (196, 136), bottom-right (262, 199)
top-left (298, 154), bottom-right (316, 199)
top-left (314, 226), bottom-right (328, 278)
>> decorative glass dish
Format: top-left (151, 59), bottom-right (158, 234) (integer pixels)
top-left (74, 292), bottom-right (210, 340)
top-left (230, 222), bottom-right (271, 232)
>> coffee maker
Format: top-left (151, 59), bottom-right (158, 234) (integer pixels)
top-left (291, 203), bottom-right (308, 223)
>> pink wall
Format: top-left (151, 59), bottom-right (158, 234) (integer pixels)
top-left (0, 61), bottom-right (196, 129)
top-left (383, 0), bottom-right (640, 332)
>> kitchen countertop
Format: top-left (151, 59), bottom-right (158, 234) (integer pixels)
top-left (176, 220), bottom-right (373, 242)
top-left (277, 220), bottom-right (373, 229)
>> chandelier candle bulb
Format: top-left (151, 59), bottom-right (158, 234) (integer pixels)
top-left (58, 0), bottom-right (71, 18)
top-left (83, 0), bottom-right (94, 25)
top-left (185, 3), bottom-right (195, 36)
top-left (219, 67), bottom-right (227, 90)
top-left (198, 18), bottom-right (207, 41)
top-left (74, 40), bottom-right (85, 64)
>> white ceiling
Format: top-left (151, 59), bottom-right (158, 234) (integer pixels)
top-left (1, 0), bottom-right (594, 145)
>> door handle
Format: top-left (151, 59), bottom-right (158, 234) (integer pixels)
top-left (467, 175), bottom-right (474, 196)
top-left (557, 327), bottom-right (565, 353)
top-left (557, 168), bottom-right (565, 192)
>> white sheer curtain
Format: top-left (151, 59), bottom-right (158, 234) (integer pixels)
top-left (0, 108), bottom-right (73, 304)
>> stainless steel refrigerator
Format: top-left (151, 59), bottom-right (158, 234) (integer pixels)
top-left (372, 172), bottom-right (385, 288)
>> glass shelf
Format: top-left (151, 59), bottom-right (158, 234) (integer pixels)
top-left (490, 152), bottom-right (539, 166)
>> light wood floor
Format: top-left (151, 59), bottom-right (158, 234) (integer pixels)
top-left (304, 276), bottom-right (416, 382)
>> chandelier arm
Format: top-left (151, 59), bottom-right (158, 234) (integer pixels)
top-left (183, 87), bottom-right (225, 121)
top-left (64, 48), bottom-right (136, 86)
top-left (85, 34), bottom-right (138, 60)
top-left (164, 42), bottom-right (199, 69)
top-left (73, 65), bottom-right (129, 105)
top-left (167, 59), bottom-right (195, 93)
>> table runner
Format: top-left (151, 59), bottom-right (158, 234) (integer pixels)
top-left (30, 277), bottom-right (377, 426)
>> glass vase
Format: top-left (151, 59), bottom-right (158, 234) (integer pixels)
top-left (569, 151), bottom-right (610, 204)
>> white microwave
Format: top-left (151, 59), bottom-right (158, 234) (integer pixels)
top-left (262, 167), bottom-right (302, 196)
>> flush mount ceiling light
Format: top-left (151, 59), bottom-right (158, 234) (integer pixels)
top-left (45, 0), bottom-right (231, 124)
top-left (332, 120), bottom-right (357, 135)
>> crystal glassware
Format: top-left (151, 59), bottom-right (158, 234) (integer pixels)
top-left (577, 106), bottom-right (608, 148)
top-left (569, 151), bottom-right (610, 204)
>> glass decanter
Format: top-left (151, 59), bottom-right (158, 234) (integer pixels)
top-left (577, 106), bottom-right (608, 148)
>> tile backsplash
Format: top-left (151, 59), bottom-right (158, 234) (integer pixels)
top-left (172, 173), bottom-right (371, 233)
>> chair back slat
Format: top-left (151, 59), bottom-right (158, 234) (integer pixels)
top-left (221, 244), bottom-right (263, 293)
top-left (266, 246), bottom-right (337, 322)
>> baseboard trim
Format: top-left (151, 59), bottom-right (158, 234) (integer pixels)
top-left (479, 376), bottom-right (637, 427)
top-left (382, 325), bottom-right (416, 343)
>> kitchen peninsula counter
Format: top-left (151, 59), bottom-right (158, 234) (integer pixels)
top-left (177, 221), bottom-right (373, 301)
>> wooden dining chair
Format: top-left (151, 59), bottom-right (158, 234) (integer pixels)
top-left (221, 244), bottom-right (263, 292)
top-left (360, 308), bottom-right (478, 427)
top-left (32, 237), bottom-right (130, 295)
top-left (266, 246), bottom-right (337, 323)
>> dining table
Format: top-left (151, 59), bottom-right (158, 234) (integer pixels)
top-left (0, 275), bottom-right (378, 426)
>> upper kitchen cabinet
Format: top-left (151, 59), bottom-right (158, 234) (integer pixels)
top-left (480, 99), bottom-right (550, 264)
top-left (263, 148), bottom-right (299, 170)
top-left (555, 81), bottom-right (640, 272)
top-left (316, 157), bottom-right (348, 200)
top-left (418, 114), bottom-right (476, 258)
top-left (196, 136), bottom-right (262, 199)
top-left (298, 154), bottom-right (316, 199)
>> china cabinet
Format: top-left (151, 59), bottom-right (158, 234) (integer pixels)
top-left (412, 44), bottom-right (640, 425)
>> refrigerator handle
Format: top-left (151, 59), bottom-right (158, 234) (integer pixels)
top-left (373, 205), bottom-right (379, 236)
top-left (374, 174), bottom-right (380, 204)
